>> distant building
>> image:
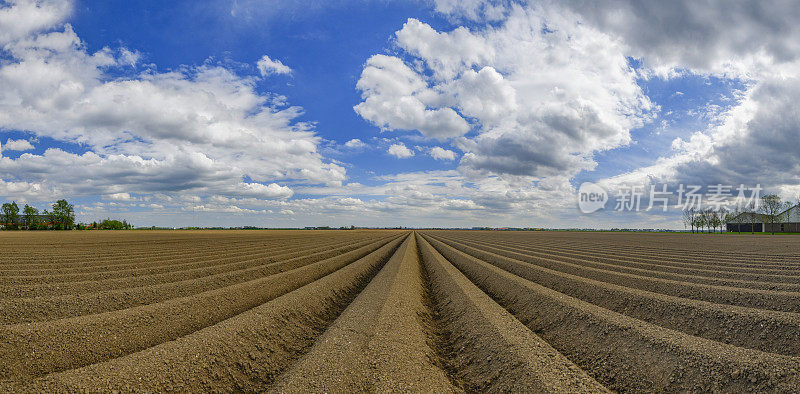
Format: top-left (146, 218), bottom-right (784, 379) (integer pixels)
top-left (727, 205), bottom-right (800, 233)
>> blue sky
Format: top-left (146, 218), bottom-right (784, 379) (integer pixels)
top-left (1, 0), bottom-right (799, 228)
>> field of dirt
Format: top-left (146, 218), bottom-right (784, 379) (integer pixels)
top-left (2, 229), bottom-right (800, 392)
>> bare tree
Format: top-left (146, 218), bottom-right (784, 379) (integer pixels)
top-left (743, 201), bottom-right (759, 234)
top-left (690, 209), bottom-right (700, 233)
top-left (718, 208), bottom-right (730, 234)
top-left (696, 210), bottom-right (707, 233)
top-left (782, 201), bottom-right (800, 232)
top-left (725, 208), bottom-right (744, 234)
top-left (682, 209), bottom-right (694, 233)
top-left (707, 209), bottom-right (721, 233)
top-left (760, 194), bottom-right (783, 235)
top-left (779, 201), bottom-right (794, 233)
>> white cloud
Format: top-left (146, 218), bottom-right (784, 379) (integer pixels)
top-left (0, 0), bottom-right (340, 205)
top-left (542, 0), bottom-right (800, 204)
top-left (7, 0), bottom-right (800, 228)
top-left (3, 139), bottom-right (34, 151)
top-left (118, 48), bottom-right (140, 67)
top-left (104, 192), bottom-right (136, 202)
top-left (387, 143), bottom-right (414, 158)
top-left (430, 146), bottom-right (456, 160)
top-left (0, 0), bottom-right (72, 46)
top-left (557, 0), bottom-right (800, 78)
top-left (432, 0), bottom-right (509, 22)
top-left (344, 138), bottom-right (366, 149)
top-left (356, 11), bottom-right (653, 178)
top-left (600, 76), bottom-right (800, 198)
top-left (354, 54), bottom-right (471, 140)
top-left (235, 182), bottom-right (294, 199)
top-left (415, 1), bottom-right (800, 216)
top-left (256, 54), bottom-right (292, 76)
top-left (432, 0), bottom-right (800, 78)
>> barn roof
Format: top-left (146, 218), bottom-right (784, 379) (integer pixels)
top-left (728, 204), bottom-right (800, 223)
top-left (728, 212), bottom-right (768, 223)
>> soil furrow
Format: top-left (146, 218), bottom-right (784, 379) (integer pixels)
top-left (439, 233), bottom-right (800, 273)
top-left (433, 234), bottom-right (800, 290)
top-left (3, 233), bottom-right (407, 392)
top-left (0, 233), bottom-right (316, 267)
top-left (420, 233), bottom-right (800, 392)
top-left (0, 235), bottom-right (383, 282)
top-left (427, 234), bottom-right (800, 356)
top-left (427, 234), bottom-right (800, 313)
top-left (0, 236), bottom-right (395, 324)
top-left (438, 232), bottom-right (800, 267)
top-left (442, 233), bottom-right (800, 280)
top-left (0, 234), bottom-right (404, 380)
top-left (416, 234), bottom-right (608, 392)
top-left (268, 234), bottom-right (458, 393)
top-left (0, 235), bottom-right (390, 300)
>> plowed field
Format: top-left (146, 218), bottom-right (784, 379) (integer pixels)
top-left (2, 230), bottom-right (800, 392)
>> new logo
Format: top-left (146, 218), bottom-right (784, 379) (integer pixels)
top-left (578, 182), bottom-right (608, 214)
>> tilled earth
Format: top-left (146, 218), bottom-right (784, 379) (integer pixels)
top-left (2, 230), bottom-right (800, 392)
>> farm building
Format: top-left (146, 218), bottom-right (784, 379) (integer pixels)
top-left (726, 205), bottom-right (800, 233)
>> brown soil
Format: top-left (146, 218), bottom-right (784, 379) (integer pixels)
top-left (2, 230), bottom-right (800, 392)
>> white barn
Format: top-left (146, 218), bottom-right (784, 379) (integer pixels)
top-left (727, 205), bottom-right (800, 233)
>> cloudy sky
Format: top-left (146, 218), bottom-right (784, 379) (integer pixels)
top-left (1, 0), bottom-right (798, 228)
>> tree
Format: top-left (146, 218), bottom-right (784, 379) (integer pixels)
top-left (707, 209), bottom-right (721, 234)
top-left (99, 219), bottom-right (126, 230)
top-left (51, 199), bottom-right (75, 230)
top-left (691, 209), bottom-right (704, 234)
top-left (2, 201), bottom-right (20, 229)
top-left (728, 207), bottom-right (741, 234)
top-left (743, 201), bottom-right (759, 234)
top-left (682, 209), bottom-right (694, 233)
top-left (780, 200), bottom-right (798, 233)
top-left (778, 202), bottom-right (791, 233)
top-left (699, 210), bottom-right (708, 233)
top-left (717, 208), bottom-right (733, 234)
top-left (23, 205), bottom-right (39, 230)
top-left (760, 194), bottom-right (784, 235)
top-left (42, 209), bottom-right (55, 229)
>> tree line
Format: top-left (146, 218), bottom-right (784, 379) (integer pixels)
top-left (683, 194), bottom-right (799, 235)
top-left (1, 199), bottom-right (133, 230)
top-left (1, 199), bottom-right (75, 230)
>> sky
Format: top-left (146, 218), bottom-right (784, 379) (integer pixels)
top-left (1, 0), bottom-right (799, 229)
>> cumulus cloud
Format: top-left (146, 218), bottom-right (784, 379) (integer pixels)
top-left (0, 0), bottom-right (71, 46)
top-left (430, 146), bottom-right (456, 160)
top-left (0, 0), bottom-right (340, 205)
top-left (354, 54), bottom-right (471, 140)
top-left (3, 139), bottom-right (34, 151)
top-left (256, 54), bottom-right (292, 76)
top-left (104, 192), bottom-right (136, 202)
top-left (358, 1), bottom-right (800, 223)
top-left (387, 143), bottom-right (414, 158)
top-left (7, 0), bottom-right (800, 228)
top-left (344, 138), bottom-right (366, 149)
top-left (432, 0), bottom-right (509, 22)
top-left (603, 76), bottom-right (800, 198)
top-left (557, 0), bottom-right (800, 78)
top-left (545, 0), bottom-right (800, 203)
top-left (356, 11), bottom-right (653, 179)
